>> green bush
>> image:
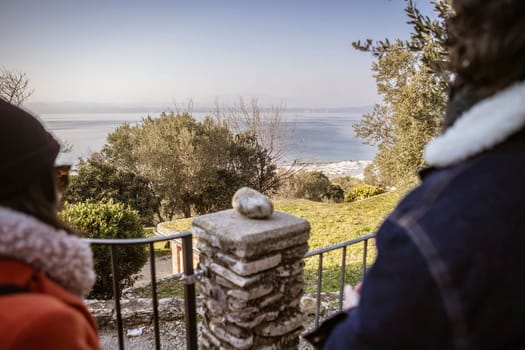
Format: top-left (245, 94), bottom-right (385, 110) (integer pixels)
top-left (324, 184), bottom-right (345, 203)
top-left (60, 200), bottom-right (147, 299)
top-left (281, 171), bottom-right (345, 203)
top-left (331, 176), bottom-right (362, 192)
top-left (65, 154), bottom-right (161, 226)
top-left (288, 171), bottom-right (331, 202)
top-left (345, 183), bottom-right (386, 202)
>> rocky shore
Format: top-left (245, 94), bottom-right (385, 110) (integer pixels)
top-left (285, 160), bottom-right (371, 179)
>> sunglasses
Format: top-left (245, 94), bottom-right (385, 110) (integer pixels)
top-left (54, 164), bottom-right (71, 177)
top-left (54, 164), bottom-right (72, 195)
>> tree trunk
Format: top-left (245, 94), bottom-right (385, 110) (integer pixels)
top-left (183, 203), bottom-right (191, 218)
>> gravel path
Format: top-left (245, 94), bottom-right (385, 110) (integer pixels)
top-left (99, 321), bottom-right (187, 350)
top-left (99, 320), bottom-right (319, 349)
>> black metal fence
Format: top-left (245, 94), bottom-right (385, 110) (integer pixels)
top-left (85, 230), bottom-right (376, 349)
top-left (304, 233), bottom-right (376, 328)
top-left (84, 231), bottom-right (198, 350)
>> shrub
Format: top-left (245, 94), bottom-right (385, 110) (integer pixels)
top-left (288, 171), bottom-right (331, 202)
top-left (324, 184), bottom-right (345, 203)
top-left (60, 200), bottom-right (147, 299)
top-left (345, 183), bottom-right (386, 202)
top-left (331, 176), bottom-right (362, 192)
top-left (66, 154), bottom-right (161, 226)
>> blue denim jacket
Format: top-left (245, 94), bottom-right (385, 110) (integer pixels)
top-left (320, 128), bottom-right (525, 350)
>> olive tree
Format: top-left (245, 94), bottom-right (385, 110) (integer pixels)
top-left (66, 154), bottom-right (161, 225)
top-left (352, 0), bottom-right (453, 186)
top-left (100, 112), bottom-right (279, 220)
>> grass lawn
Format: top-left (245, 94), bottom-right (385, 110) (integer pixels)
top-left (274, 191), bottom-right (401, 292)
top-left (134, 279), bottom-right (185, 299)
top-left (157, 218), bottom-right (192, 234)
top-left (140, 191), bottom-right (402, 297)
top-left (144, 220), bottom-right (193, 257)
top-left (142, 227), bottom-right (172, 257)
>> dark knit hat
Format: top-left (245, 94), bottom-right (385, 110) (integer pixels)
top-left (0, 99), bottom-right (60, 198)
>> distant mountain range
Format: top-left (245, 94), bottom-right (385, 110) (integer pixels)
top-left (26, 102), bottom-right (166, 115)
top-left (26, 101), bottom-right (373, 115)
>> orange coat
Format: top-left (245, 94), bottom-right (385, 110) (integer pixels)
top-left (0, 260), bottom-right (100, 350)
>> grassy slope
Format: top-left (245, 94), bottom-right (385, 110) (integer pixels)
top-left (275, 192), bottom-right (401, 292)
top-left (142, 191), bottom-right (402, 296)
top-left (275, 191), bottom-right (401, 250)
top-left (160, 191), bottom-right (401, 246)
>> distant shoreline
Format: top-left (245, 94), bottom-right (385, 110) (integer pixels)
top-left (282, 160), bottom-right (371, 180)
top-left (43, 111), bottom-right (376, 165)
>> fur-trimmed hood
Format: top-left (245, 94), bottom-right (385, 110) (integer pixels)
top-left (424, 81), bottom-right (525, 167)
top-left (0, 207), bottom-right (95, 296)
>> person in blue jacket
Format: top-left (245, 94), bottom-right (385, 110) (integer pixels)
top-left (306, 0), bottom-right (525, 348)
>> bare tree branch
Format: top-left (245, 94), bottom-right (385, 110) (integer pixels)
top-left (0, 67), bottom-right (34, 106)
top-left (212, 97), bottom-right (305, 183)
top-left (59, 139), bottom-right (74, 154)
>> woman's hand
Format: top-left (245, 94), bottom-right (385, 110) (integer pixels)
top-left (343, 282), bottom-right (362, 310)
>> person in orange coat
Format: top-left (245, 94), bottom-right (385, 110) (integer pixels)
top-left (0, 99), bottom-right (100, 349)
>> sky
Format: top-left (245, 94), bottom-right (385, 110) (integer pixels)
top-left (0, 0), bottom-right (435, 110)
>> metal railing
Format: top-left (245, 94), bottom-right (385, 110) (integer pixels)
top-left (304, 233), bottom-right (376, 328)
top-left (85, 228), bottom-right (375, 349)
top-left (84, 232), bottom-right (198, 350)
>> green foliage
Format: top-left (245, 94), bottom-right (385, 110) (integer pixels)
top-left (101, 113), bottom-right (279, 219)
top-left (363, 163), bottom-right (381, 186)
top-left (134, 279), bottom-right (184, 299)
top-left (60, 200), bottom-right (147, 299)
top-left (325, 184), bottom-right (345, 203)
top-left (158, 218), bottom-right (192, 233)
top-left (344, 183), bottom-right (386, 203)
top-left (66, 154), bottom-right (160, 225)
top-left (353, 0), bottom-right (452, 77)
top-left (282, 171), bottom-right (345, 203)
top-left (331, 176), bottom-right (362, 193)
top-left (287, 171), bottom-right (331, 202)
top-left (353, 1), bottom-right (453, 187)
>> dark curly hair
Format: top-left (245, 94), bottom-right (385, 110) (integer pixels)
top-left (448, 0), bottom-right (525, 99)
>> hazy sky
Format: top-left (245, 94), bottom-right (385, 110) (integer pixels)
top-left (0, 0), bottom-right (434, 108)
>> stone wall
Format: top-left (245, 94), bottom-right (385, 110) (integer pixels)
top-left (85, 297), bottom-right (187, 329)
top-left (86, 293), bottom-right (332, 331)
top-left (193, 209), bottom-right (310, 350)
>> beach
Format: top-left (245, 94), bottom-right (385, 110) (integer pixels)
top-left (291, 160), bottom-right (371, 179)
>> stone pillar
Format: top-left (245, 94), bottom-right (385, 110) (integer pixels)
top-left (193, 209), bottom-right (310, 350)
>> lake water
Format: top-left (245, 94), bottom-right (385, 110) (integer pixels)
top-left (39, 112), bottom-right (376, 165)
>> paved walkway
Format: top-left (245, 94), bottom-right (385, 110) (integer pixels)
top-left (134, 255), bottom-right (174, 287)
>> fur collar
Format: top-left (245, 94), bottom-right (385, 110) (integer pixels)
top-left (0, 207), bottom-right (95, 296)
top-left (424, 81), bottom-right (525, 167)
